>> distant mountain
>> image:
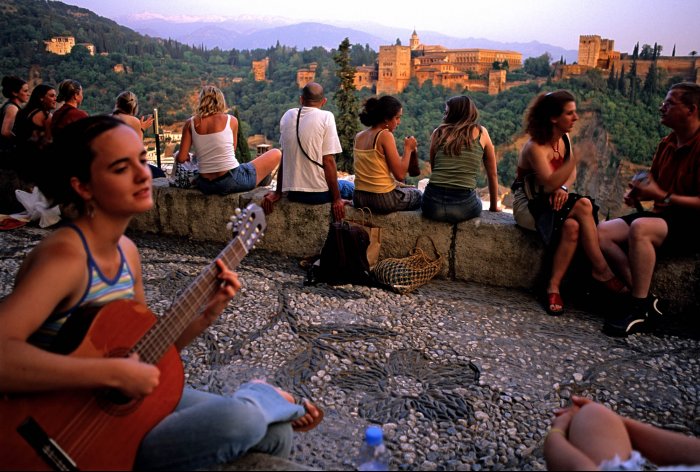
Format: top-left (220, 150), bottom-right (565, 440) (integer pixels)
top-left (120, 15), bottom-right (578, 61)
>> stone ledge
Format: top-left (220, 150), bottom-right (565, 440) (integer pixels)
top-left (127, 183), bottom-right (699, 314)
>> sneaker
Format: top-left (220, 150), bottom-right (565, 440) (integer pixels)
top-left (603, 298), bottom-right (649, 337)
top-left (648, 293), bottom-right (663, 320)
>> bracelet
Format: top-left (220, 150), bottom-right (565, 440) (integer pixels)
top-left (548, 428), bottom-right (567, 438)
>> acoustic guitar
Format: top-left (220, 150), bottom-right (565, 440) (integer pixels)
top-left (0, 204), bottom-right (266, 471)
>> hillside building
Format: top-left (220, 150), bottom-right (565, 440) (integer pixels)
top-left (44, 36), bottom-right (95, 56)
top-left (555, 34), bottom-right (700, 84)
top-left (252, 58), bottom-right (270, 82)
top-left (367, 30), bottom-right (522, 95)
top-left (296, 62), bottom-right (318, 89)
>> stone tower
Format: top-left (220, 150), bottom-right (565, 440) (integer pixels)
top-left (376, 45), bottom-right (412, 95)
top-left (410, 29), bottom-right (420, 51)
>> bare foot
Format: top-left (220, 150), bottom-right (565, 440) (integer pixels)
top-left (251, 380), bottom-right (324, 431)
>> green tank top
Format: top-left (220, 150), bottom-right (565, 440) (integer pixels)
top-left (429, 133), bottom-right (484, 190)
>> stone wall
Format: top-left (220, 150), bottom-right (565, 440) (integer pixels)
top-left (124, 180), bottom-right (699, 315)
top-left (1, 170), bottom-right (696, 314)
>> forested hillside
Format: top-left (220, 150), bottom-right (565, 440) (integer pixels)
top-left (1, 0), bottom-right (674, 190)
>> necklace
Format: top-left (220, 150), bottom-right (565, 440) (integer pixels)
top-left (551, 139), bottom-right (561, 160)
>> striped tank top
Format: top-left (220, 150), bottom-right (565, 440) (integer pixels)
top-left (28, 224), bottom-right (136, 351)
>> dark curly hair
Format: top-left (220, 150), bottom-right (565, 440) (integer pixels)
top-left (524, 90), bottom-right (576, 144)
top-left (40, 115), bottom-right (125, 216)
top-left (359, 95), bottom-right (403, 127)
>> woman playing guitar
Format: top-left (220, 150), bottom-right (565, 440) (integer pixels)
top-left (0, 115), bottom-right (322, 470)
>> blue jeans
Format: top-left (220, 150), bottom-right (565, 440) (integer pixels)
top-left (134, 383), bottom-right (305, 471)
top-left (421, 183), bottom-right (482, 223)
top-left (195, 162), bottom-right (257, 195)
top-left (288, 179), bottom-right (355, 204)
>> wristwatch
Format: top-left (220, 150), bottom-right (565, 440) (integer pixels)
top-left (663, 192), bottom-right (673, 204)
top-left (560, 185), bottom-right (568, 192)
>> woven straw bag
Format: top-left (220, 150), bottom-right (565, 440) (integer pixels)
top-left (372, 236), bottom-right (443, 294)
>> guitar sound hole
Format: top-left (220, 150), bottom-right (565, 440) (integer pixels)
top-left (94, 347), bottom-right (144, 415)
top-left (95, 388), bottom-right (142, 416)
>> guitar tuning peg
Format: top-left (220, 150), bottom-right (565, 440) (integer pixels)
top-left (234, 208), bottom-right (242, 216)
top-left (229, 215), bottom-right (236, 222)
top-left (226, 222), bottom-right (233, 231)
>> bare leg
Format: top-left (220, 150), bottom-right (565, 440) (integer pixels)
top-left (566, 199), bottom-right (616, 281)
top-left (628, 218), bottom-right (668, 298)
top-left (548, 219), bottom-right (580, 311)
top-left (568, 403), bottom-right (633, 466)
top-left (598, 219), bottom-right (634, 287)
top-left (250, 148), bottom-right (282, 185)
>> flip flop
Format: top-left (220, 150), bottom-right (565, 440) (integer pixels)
top-left (0, 217), bottom-right (28, 231)
top-left (292, 397), bottom-right (324, 432)
top-left (545, 292), bottom-right (564, 316)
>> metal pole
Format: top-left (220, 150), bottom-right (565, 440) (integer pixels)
top-left (153, 108), bottom-right (161, 169)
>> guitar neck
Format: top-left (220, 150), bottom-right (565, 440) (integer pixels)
top-left (133, 234), bottom-right (249, 364)
top-left (132, 204), bottom-right (265, 364)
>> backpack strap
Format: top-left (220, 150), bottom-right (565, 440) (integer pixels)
top-left (296, 106), bottom-right (324, 169)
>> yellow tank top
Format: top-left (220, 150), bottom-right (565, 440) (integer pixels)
top-left (353, 129), bottom-right (397, 193)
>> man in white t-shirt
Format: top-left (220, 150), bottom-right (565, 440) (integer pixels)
top-left (262, 82), bottom-right (353, 221)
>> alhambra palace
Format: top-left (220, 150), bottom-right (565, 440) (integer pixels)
top-left (272, 32), bottom-right (700, 95)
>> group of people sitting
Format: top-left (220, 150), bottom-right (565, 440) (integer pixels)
top-left (0, 74), bottom-right (698, 470)
top-left (255, 81), bottom-right (699, 338)
top-left (0, 76), bottom-right (160, 181)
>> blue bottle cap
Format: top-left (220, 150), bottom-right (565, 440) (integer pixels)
top-left (365, 425), bottom-right (383, 446)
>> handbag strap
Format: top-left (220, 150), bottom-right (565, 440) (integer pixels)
top-left (414, 235), bottom-right (441, 260)
top-left (296, 106), bottom-right (324, 169)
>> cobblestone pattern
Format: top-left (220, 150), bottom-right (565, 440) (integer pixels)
top-left (1, 227), bottom-right (698, 471)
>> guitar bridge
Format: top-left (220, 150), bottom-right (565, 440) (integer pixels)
top-left (17, 417), bottom-right (79, 471)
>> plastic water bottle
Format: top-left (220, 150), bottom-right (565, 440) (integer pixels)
top-left (356, 425), bottom-right (391, 471)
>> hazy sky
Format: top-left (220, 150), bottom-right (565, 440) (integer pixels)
top-left (60, 0), bottom-right (699, 54)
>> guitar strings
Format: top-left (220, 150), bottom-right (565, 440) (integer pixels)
top-left (48, 221), bottom-right (260, 462)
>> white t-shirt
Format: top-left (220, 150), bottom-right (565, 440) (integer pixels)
top-left (279, 106), bottom-right (342, 193)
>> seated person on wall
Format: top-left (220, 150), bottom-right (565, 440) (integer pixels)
top-left (511, 90), bottom-right (625, 317)
top-left (111, 91), bottom-right (154, 142)
top-left (352, 95), bottom-right (422, 214)
top-left (15, 84), bottom-right (57, 150)
top-left (51, 79), bottom-right (88, 137)
top-left (544, 395), bottom-right (700, 471)
top-left (0, 76), bottom-right (29, 168)
top-left (262, 82), bottom-right (353, 221)
top-left (598, 82), bottom-right (700, 337)
top-left (0, 116), bottom-right (323, 471)
top-left (13, 84), bottom-right (57, 184)
top-left (111, 91), bottom-right (163, 178)
top-left (422, 95), bottom-right (501, 223)
top-left (177, 85), bottom-right (280, 196)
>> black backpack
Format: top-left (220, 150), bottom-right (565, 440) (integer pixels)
top-left (306, 221), bottom-right (372, 286)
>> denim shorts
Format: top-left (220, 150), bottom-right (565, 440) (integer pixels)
top-left (195, 162), bottom-right (257, 196)
top-left (288, 180), bottom-right (355, 204)
top-left (421, 183), bottom-right (482, 223)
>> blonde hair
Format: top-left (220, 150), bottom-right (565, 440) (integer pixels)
top-left (113, 91), bottom-right (138, 116)
top-left (196, 86), bottom-right (227, 117)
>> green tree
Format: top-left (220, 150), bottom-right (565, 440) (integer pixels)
top-left (523, 53), bottom-right (552, 77)
top-left (333, 38), bottom-right (360, 172)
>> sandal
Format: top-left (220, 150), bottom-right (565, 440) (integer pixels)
top-left (596, 275), bottom-right (629, 294)
top-left (292, 397), bottom-right (324, 432)
top-left (545, 292), bottom-right (564, 316)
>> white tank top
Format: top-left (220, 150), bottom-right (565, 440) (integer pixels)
top-left (191, 115), bottom-right (239, 174)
